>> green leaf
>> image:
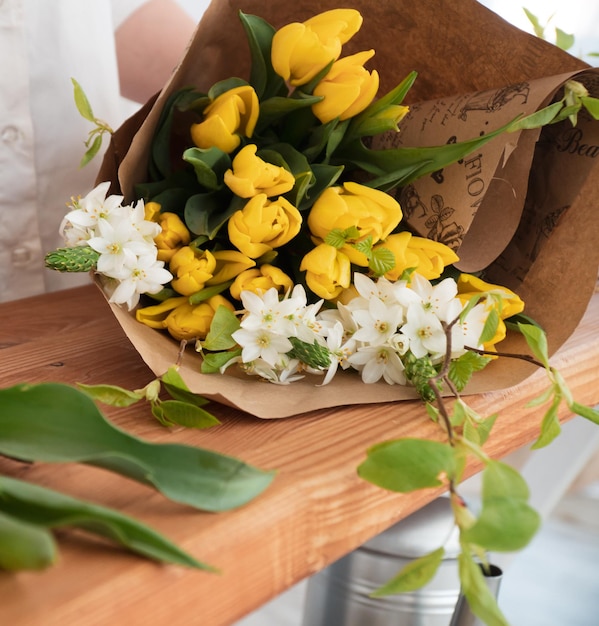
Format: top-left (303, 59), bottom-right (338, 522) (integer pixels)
top-left (369, 246), bottom-right (396, 277)
top-left (508, 101), bottom-right (564, 131)
top-left (518, 322), bottom-right (550, 368)
top-left (569, 401), bottom-right (599, 425)
top-left (371, 547), bottom-right (444, 596)
top-left (182, 147), bottom-right (231, 190)
top-left (238, 11), bottom-right (287, 100)
top-left (160, 366), bottom-right (210, 407)
top-left (202, 305), bottom-right (241, 351)
top-left (156, 400), bottom-right (221, 429)
top-left (522, 8), bottom-right (545, 39)
top-left (478, 308), bottom-right (500, 346)
top-left (461, 460), bottom-right (540, 551)
top-left (531, 394), bottom-right (562, 449)
top-left (184, 190), bottom-right (240, 239)
top-left (71, 78), bottom-right (95, 121)
top-left (339, 118), bottom-right (517, 190)
top-left (448, 351), bottom-right (490, 392)
top-left (555, 28), bottom-right (575, 51)
top-left (458, 554), bottom-right (510, 626)
top-left (201, 349), bottom-right (242, 374)
top-left (80, 134), bottom-right (103, 167)
top-left (77, 383), bottom-right (144, 407)
top-left (0, 510), bottom-right (58, 571)
top-left (358, 438), bottom-right (456, 492)
top-left (0, 383), bottom-right (274, 512)
top-left (581, 96), bottom-right (599, 120)
top-left (188, 281), bottom-right (235, 305)
top-left (0, 476), bottom-right (214, 571)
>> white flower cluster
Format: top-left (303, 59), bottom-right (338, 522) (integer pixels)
top-left (60, 182), bottom-right (172, 309)
top-left (226, 272), bottom-right (491, 386)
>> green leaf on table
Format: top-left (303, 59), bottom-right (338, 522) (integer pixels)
top-left (160, 366), bottom-right (211, 408)
top-left (0, 510), bottom-right (58, 571)
top-left (154, 400), bottom-right (221, 429)
top-left (0, 383), bottom-right (274, 512)
top-left (457, 553), bottom-right (509, 626)
top-left (358, 438), bottom-right (456, 492)
top-left (371, 547), bottom-right (444, 596)
top-left (0, 475), bottom-right (214, 571)
top-left (77, 383), bottom-right (145, 407)
top-left (461, 460), bottom-right (540, 552)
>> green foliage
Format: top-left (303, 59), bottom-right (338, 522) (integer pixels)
top-left (358, 439), bottom-right (457, 492)
top-left (0, 476), bottom-right (214, 571)
top-left (44, 245), bottom-right (100, 273)
top-left (80, 365), bottom-right (220, 430)
top-left (0, 382), bottom-right (273, 512)
top-left (0, 382), bottom-right (276, 571)
top-left (71, 78), bottom-right (114, 166)
top-left (371, 547), bottom-right (445, 596)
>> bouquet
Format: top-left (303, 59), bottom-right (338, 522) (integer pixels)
top-left (41, 5), bottom-right (599, 623)
top-left (46, 8), bottom-right (598, 409)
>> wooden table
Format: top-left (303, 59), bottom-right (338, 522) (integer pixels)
top-left (1, 284), bottom-right (598, 626)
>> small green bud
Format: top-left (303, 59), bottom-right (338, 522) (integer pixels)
top-left (287, 337), bottom-right (331, 369)
top-left (45, 246), bottom-right (100, 272)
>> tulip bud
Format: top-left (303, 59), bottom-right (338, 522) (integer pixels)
top-left (224, 145), bottom-right (295, 198)
top-left (169, 247), bottom-right (216, 296)
top-left (190, 85), bottom-right (259, 154)
top-left (312, 50), bottom-right (379, 124)
top-left (271, 9), bottom-right (363, 86)
top-left (228, 194), bottom-right (302, 259)
top-left (300, 243), bottom-right (351, 300)
top-left (229, 265), bottom-right (294, 300)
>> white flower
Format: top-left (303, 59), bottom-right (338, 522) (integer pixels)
top-left (320, 321), bottom-right (357, 385)
top-left (401, 302), bottom-right (447, 359)
top-left (62, 182), bottom-right (124, 231)
top-left (238, 288), bottom-right (302, 337)
top-left (348, 344), bottom-right (406, 385)
top-left (351, 295), bottom-right (404, 346)
top-left (232, 326), bottom-right (293, 367)
top-left (409, 274), bottom-right (460, 322)
top-left (88, 213), bottom-right (157, 278)
top-left (107, 256), bottom-right (172, 310)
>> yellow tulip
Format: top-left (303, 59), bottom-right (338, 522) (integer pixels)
top-left (169, 246), bottom-right (216, 296)
top-left (144, 201), bottom-right (162, 222)
top-left (457, 273), bottom-right (525, 352)
top-left (206, 249), bottom-right (256, 285)
top-left (307, 181), bottom-right (402, 244)
top-left (312, 50), bottom-right (379, 124)
top-left (135, 297), bottom-right (188, 329)
top-left (164, 295), bottom-right (235, 341)
top-left (271, 9), bottom-right (362, 86)
top-left (154, 212), bottom-right (191, 262)
top-left (376, 232), bottom-right (459, 281)
top-left (457, 274), bottom-right (525, 320)
top-left (190, 85), bottom-right (259, 153)
top-left (228, 194), bottom-right (302, 259)
top-left (224, 144), bottom-right (295, 198)
top-left (229, 265), bottom-right (294, 300)
top-left (300, 243), bottom-right (351, 300)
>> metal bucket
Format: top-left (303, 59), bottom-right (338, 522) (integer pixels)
top-left (302, 497), bottom-right (462, 626)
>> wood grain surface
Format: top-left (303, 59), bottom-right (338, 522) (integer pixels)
top-left (1, 284), bottom-right (598, 626)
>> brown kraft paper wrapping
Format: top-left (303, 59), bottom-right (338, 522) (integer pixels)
top-left (95, 0), bottom-right (599, 418)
